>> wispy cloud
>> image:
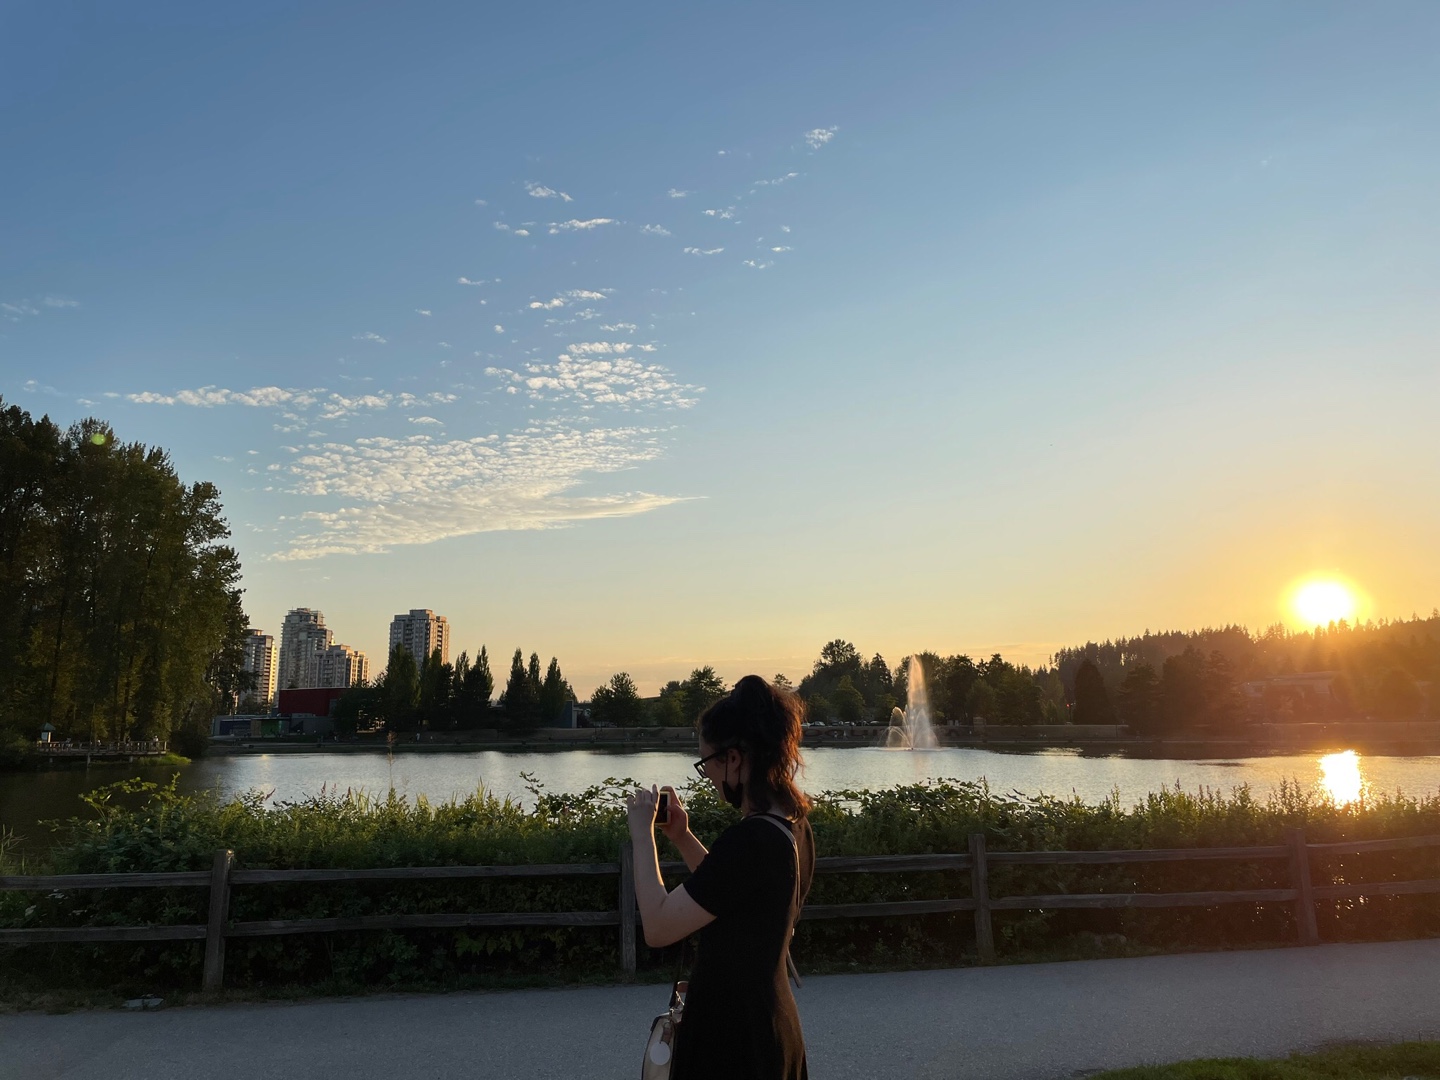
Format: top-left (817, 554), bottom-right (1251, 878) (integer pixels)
top-left (770, 246), bottom-right (792, 252)
top-left (123, 385), bottom-right (456, 422)
top-left (743, 259), bottom-right (773, 270)
top-left (3, 295), bottom-right (78, 321)
top-left (492, 222), bottom-right (532, 237)
top-left (668, 189), bottom-right (691, 199)
top-left (525, 181), bottom-right (573, 202)
top-left (548, 218), bottom-right (615, 234)
top-left (684, 247), bottom-right (724, 256)
top-left (804, 126), bottom-right (838, 149)
top-left (473, 199), bottom-right (488, 206)
top-left (485, 346), bottom-right (701, 410)
top-left (640, 224), bottom-right (672, 236)
top-left (566, 289), bottom-right (609, 301)
top-left (600, 322), bottom-right (638, 333)
top-left (415, 308), bottom-right (432, 316)
top-left (702, 207), bottom-right (736, 220)
top-left (274, 425), bottom-right (686, 559)
top-left (494, 324), bottom-right (505, 333)
top-left (409, 416), bottom-right (443, 425)
top-left (352, 331), bottom-right (387, 343)
top-left (752, 172), bottom-right (799, 188)
top-left (529, 298), bottom-right (566, 310)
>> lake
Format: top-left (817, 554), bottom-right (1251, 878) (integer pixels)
top-left (4, 745), bottom-right (1438, 853)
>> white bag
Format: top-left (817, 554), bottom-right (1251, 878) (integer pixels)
top-left (641, 979), bottom-right (687, 1080)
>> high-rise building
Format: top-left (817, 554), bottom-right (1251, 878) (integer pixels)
top-left (388, 609), bottom-right (450, 668)
top-left (279, 608), bottom-right (332, 690)
top-left (311, 643), bottom-right (370, 689)
top-left (241, 628), bottom-right (278, 710)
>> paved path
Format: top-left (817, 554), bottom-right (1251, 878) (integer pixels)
top-left (5, 941), bottom-right (1439, 1079)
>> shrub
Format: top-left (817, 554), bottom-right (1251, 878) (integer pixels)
top-left (2, 776), bottom-right (1437, 997)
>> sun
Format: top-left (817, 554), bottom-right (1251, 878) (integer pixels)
top-left (1290, 577), bottom-right (1360, 628)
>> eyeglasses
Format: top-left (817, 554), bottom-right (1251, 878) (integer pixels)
top-left (692, 748), bottom-right (731, 778)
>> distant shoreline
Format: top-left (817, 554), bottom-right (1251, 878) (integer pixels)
top-left (200, 720), bottom-right (1440, 759)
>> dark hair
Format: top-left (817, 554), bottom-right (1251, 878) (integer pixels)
top-left (698, 675), bottom-right (811, 818)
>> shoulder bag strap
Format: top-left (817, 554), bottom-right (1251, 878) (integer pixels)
top-left (752, 812), bottom-right (803, 989)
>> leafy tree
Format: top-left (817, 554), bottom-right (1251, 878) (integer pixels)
top-left (591, 672), bottom-right (645, 727)
top-left (1073, 659), bottom-right (1117, 725)
top-left (0, 400), bottom-right (248, 753)
top-left (772, 673), bottom-right (794, 691)
top-left (333, 679), bottom-right (383, 737)
top-left (649, 689), bottom-right (687, 727)
top-left (965, 680), bottom-right (998, 724)
top-left (833, 676), bottom-right (865, 724)
top-left (681, 666), bottom-right (727, 724)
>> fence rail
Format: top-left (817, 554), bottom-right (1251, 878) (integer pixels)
top-left (2, 828), bottom-right (1437, 990)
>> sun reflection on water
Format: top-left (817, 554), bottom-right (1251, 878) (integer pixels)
top-left (1318, 750), bottom-right (1366, 805)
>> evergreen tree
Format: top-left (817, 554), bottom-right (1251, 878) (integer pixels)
top-left (418, 647), bottom-right (453, 730)
top-left (382, 642), bottom-right (420, 731)
top-left (539, 657), bottom-right (572, 724)
top-left (501, 648), bottom-right (538, 730)
top-left (1072, 659), bottom-right (1117, 725)
top-left (1117, 663), bottom-right (1161, 733)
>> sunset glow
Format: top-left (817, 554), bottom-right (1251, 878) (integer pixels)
top-left (1291, 579), bottom-right (1360, 629)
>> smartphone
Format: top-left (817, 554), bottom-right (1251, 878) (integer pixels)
top-left (656, 791), bottom-right (670, 825)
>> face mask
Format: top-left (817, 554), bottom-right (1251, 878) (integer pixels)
top-left (721, 778), bottom-right (744, 810)
top-left (721, 754), bottom-right (744, 809)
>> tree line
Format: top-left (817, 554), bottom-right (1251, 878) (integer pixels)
top-left (333, 645), bottom-right (575, 734)
top-left (0, 400), bottom-right (248, 761)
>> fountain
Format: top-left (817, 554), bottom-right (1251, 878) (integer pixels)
top-left (885, 655), bottom-right (938, 749)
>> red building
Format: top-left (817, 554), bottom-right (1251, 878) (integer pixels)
top-left (278, 686), bottom-right (345, 718)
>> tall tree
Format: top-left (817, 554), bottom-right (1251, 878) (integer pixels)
top-left (1072, 659), bottom-right (1117, 725)
top-left (383, 642), bottom-right (420, 730)
top-left (539, 657), bottom-right (572, 724)
top-left (501, 648), bottom-right (538, 730)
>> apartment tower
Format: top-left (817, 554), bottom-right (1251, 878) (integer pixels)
top-left (388, 609), bottom-right (450, 668)
top-left (241, 628), bottom-right (279, 710)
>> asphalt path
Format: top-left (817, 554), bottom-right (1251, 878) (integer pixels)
top-left (4, 941), bottom-right (1439, 1079)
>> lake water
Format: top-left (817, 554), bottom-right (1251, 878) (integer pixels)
top-left (3, 746), bottom-right (1438, 852)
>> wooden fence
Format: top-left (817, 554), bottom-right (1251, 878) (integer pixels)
top-left (3, 828), bottom-right (1438, 992)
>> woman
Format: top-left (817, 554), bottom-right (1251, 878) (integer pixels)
top-left (626, 675), bottom-right (816, 1080)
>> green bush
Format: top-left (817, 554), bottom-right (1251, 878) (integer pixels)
top-left (2, 775), bottom-right (1437, 997)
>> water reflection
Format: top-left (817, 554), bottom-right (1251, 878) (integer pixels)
top-left (1318, 750), bottom-right (1366, 805)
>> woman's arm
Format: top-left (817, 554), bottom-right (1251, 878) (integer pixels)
top-left (657, 786), bottom-right (708, 872)
top-left (628, 786), bottom-right (716, 948)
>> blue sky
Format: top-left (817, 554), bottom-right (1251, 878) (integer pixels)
top-left (4, 2), bottom-right (1438, 692)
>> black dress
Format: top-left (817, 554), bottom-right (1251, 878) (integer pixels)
top-left (673, 813), bottom-right (815, 1080)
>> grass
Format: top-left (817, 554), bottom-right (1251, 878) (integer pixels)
top-left (1089, 1041), bottom-right (1440, 1079)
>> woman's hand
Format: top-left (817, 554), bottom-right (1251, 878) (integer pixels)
top-left (657, 785), bottom-right (690, 845)
top-left (626, 785), bottom-right (660, 838)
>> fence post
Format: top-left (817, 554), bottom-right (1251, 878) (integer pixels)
top-left (619, 841), bottom-right (637, 976)
top-left (1286, 827), bottom-right (1319, 946)
top-left (202, 849), bottom-right (234, 993)
top-left (968, 833), bottom-right (995, 963)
